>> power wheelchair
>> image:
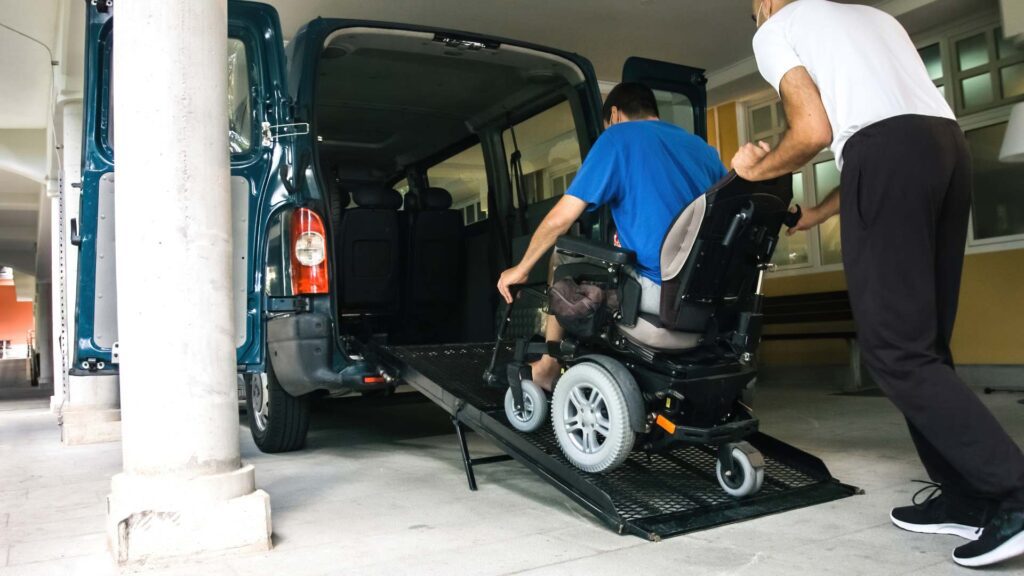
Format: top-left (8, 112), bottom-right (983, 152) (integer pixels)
top-left (487, 172), bottom-right (797, 497)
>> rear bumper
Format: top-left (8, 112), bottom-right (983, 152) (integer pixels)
top-left (266, 312), bottom-right (383, 396)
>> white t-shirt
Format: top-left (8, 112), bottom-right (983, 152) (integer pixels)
top-left (752, 0), bottom-right (955, 169)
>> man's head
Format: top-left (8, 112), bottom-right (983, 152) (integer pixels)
top-left (602, 83), bottom-right (660, 128)
top-left (752, 0), bottom-right (794, 28)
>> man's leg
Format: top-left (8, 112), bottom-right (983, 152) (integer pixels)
top-left (530, 252), bottom-right (568, 391)
top-left (841, 117), bottom-right (1024, 508)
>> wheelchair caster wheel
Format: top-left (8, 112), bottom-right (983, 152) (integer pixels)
top-left (716, 441), bottom-right (765, 498)
top-left (504, 380), bottom-right (548, 433)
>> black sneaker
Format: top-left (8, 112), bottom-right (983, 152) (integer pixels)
top-left (952, 507), bottom-right (1024, 567)
top-left (890, 482), bottom-right (984, 540)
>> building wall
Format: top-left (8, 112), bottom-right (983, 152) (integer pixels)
top-left (706, 98), bottom-right (1024, 367)
top-left (0, 282), bottom-right (35, 354)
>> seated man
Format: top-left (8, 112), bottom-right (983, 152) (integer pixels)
top-left (497, 82), bottom-right (726, 390)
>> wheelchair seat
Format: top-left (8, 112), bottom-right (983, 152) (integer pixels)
top-left (552, 171), bottom-right (794, 354)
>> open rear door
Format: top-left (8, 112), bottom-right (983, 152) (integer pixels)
top-left (72, 1), bottom-right (288, 374)
top-left (622, 57), bottom-right (708, 140)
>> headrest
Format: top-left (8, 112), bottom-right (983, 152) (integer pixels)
top-left (329, 181), bottom-right (351, 209)
top-left (351, 185), bottom-right (402, 210)
top-left (421, 187), bottom-right (452, 210)
top-left (403, 191), bottom-right (420, 211)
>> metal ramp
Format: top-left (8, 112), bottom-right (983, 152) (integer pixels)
top-left (377, 343), bottom-right (859, 541)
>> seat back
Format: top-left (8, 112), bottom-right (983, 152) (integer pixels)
top-left (336, 185), bottom-right (403, 313)
top-left (659, 172), bottom-right (793, 332)
top-left (408, 187), bottom-right (462, 308)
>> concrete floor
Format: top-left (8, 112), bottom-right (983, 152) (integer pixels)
top-left (1, 361), bottom-right (1023, 575)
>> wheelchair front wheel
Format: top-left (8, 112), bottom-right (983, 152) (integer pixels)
top-left (504, 379), bottom-right (548, 433)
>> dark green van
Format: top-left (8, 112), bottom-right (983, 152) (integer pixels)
top-left (73, 0), bottom-right (709, 452)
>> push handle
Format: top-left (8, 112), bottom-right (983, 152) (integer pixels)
top-left (783, 204), bottom-right (802, 229)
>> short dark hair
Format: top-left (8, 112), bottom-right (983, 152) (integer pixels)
top-left (602, 83), bottom-right (659, 123)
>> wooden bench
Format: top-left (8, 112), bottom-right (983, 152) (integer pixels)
top-left (761, 291), bottom-right (873, 392)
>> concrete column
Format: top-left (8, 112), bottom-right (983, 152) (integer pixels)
top-left (33, 281), bottom-right (53, 387)
top-left (55, 101), bottom-right (122, 443)
top-left (106, 0), bottom-right (271, 564)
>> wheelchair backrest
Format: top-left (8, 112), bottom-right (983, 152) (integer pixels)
top-left (658, 172), bottom-right (793, 332)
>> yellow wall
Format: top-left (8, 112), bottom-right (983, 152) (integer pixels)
top-left (706, 99), bottom-right (1024, 367)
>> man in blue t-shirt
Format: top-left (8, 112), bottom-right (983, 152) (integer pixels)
top-left (497, 82), bottom-right (726, 389)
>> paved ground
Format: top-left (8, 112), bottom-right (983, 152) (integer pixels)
top-left (1, 365), bottom-right (1023, 575)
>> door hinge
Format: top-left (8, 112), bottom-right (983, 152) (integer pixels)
top-left (261, 122), bottom-right (310, 147)
top-left (111, 341), bottom-right (120, 365)
top-left (92, 0), bottom-right (113, 13)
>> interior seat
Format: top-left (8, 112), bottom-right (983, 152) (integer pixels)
top-left (335, 185), bottom-right (403, 315)
top-left (405, 187), bottom-right (463, 338)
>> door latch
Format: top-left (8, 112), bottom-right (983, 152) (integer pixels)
top-left (261, 122), bottom-right (310, 147)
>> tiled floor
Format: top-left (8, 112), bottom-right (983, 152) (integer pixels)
top-left (1, 362), bottom-right (1023, 575)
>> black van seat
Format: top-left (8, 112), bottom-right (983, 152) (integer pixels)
top-left (336, 185), bottom-right (402, 314)
top-left (406, 187), bottom-right (462, 335)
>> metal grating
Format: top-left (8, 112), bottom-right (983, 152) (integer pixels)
top-left (384, 342), bottom-right (855, 538)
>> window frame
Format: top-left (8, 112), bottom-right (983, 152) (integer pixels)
top-left (949, 26), bottom-right (1024, 116)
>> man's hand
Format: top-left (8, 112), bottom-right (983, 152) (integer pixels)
top-left (786, 204), bottom-right (826, 236)
top-left (732, 141), bottom-right (772, 181)
top-left (497, 265), bottom-right (529, 304)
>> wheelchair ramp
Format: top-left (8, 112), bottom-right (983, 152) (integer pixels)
top-left (377, 343), bottom-right (860, 541)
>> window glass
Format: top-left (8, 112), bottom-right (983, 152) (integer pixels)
top-left (966, 122), bottom-right (1024, 240)
top-left (962, 73), bottom-right (995, 109)
top-left (502, 101), bottom-right (582, 206)
top-left (427, 142), bottom-right (488, 224)
top-left (919, 43), bottom-right (943, 81)
top-left (227, 38), bottom-right (252, 155)
top-left (1001, 63), bottom-right (1024, 99)
top-left (997, 28), bottom-right (1021, 60)
top-left (771, 173), bottom-right (809, 267)
top-left (957, 33), bottom-right (989, 71)
top-left (814, 160), bottom-right (843, 265)
top-left (751, 105), bottom-right (773, 135)
top-left (653, 89), bottom-right (695, 134)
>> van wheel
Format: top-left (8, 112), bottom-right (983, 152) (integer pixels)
top-left (245, 358), bottom-right (311, 453)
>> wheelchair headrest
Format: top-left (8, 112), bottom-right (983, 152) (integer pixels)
top-left (421, 187), bottom-right (452, 210)
top-left (352, 185), bottom-right (402, 210)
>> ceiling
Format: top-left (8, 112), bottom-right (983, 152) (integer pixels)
top-left (0, 0), bottom-right (1005, 279)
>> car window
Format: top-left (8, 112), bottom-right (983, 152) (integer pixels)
top-left (503, 100), bottom-right (582, 208)
top-left (427, 142), bottom-right (488, 225)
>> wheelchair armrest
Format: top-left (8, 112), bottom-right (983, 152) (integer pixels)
top-left (555, 236), bottom-right (635, 266)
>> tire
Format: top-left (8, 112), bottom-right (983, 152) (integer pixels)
top-left (551, 362), bottom-right (635, 473)
top-left (716, 442), bottom-right (765, 497)
top-left (504, 379), bottom-right (548, 433)
top-left (245, 357), bottom-right (311, 453)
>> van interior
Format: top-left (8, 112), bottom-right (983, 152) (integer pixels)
top-left (311, 27), bottom-right (597, 347)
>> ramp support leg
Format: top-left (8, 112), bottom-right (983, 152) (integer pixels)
top-left (454, 417), bottom-right (479, 491)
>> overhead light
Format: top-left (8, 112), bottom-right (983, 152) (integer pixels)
top-left (999, 102), bottom-right (1024, 163)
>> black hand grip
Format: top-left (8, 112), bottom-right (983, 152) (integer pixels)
top-left (783, 204), bottom-right (802, 229)
top-left (70, 218), bottom-right (81, 247)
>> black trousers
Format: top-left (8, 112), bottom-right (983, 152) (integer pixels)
top-left (841, 114), bottom-right (1024, 512)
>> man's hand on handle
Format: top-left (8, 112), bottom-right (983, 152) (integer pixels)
top-left (497, 265), bottom-right (529, 304)
top-left (732, 140), bottom-right (772, 181)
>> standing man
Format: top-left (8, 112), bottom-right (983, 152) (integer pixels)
top-left (734, 0), bottom-right (1024, 567)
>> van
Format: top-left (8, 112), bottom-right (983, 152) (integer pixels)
top-left (72, 0), bottom-right (710, 453)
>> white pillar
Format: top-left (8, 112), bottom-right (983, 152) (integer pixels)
top-left (55, 101), bottom-right (122, 444)
top-left (106, 0), bottom-right (271, 564)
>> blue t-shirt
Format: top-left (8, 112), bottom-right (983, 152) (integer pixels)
top-left (566, 120), bottom-right (727, 284)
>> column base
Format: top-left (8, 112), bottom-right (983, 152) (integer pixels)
top-left (60, 407), bottom-right (121, 445)
top-left (107, 465), bottom-right (272, 565)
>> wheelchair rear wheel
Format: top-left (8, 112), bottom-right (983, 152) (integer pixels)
top-left (551, 362), bottom-right (635, 473)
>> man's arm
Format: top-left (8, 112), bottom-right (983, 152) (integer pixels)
top-left (732, 67), bottom-right (832, 181)
top-left (497, 195), bottom-right (588, 303)
top-left (788, 186), bottom-right (840, 236)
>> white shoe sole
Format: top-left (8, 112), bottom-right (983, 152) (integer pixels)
top-left (953, 530), bottom-right (1024, 567)
top-left (890, 511), bottom-right (981, 541)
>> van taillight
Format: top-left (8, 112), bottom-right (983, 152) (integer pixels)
top-left (290, 208), bottom-right (329, 295)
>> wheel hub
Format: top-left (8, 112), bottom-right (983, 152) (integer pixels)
top-left (251, 374), bottom-right (270, 432)
top-left (563, 383), bottom-right (610, 455)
